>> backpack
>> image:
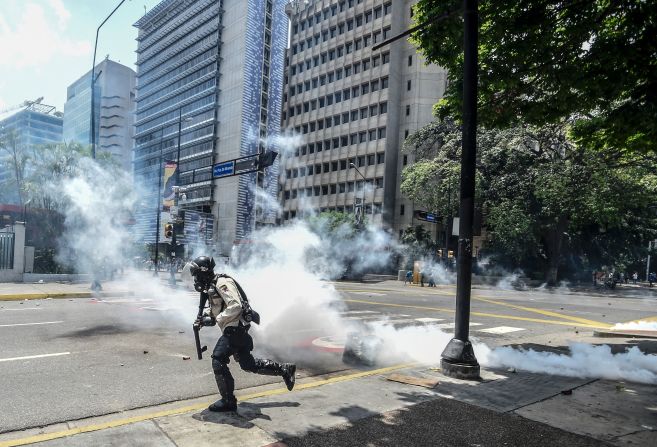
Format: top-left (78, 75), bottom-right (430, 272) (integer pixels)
top-left (217, 273), bottom-right (260, 325)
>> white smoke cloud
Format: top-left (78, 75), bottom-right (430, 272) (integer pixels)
top-left (612, 321), bottom-right (657, 331)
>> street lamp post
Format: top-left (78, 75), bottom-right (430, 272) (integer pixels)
top-left (169, 110), bottom-right (193, 286)
top-left (439, 0), bottom-right (481, 380)
top-left (90, 0), bottom-right (127, 159)
top-left (153, 130), bottom-right (165, 276)
top-left (350, 163), bottom-right (373, 222)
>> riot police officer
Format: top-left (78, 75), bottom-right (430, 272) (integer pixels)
top-left (190, 256), bottom-right (296, 412)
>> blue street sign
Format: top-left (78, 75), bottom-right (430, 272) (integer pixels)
top-left (213, 161), bottom-right (234, 178)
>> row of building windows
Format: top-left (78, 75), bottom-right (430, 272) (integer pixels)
top-left (288, 127), bottom-right (387, 158)
top-left (138, 49), bottom-right (216, 97)
top-left (292, 1), bottom-right (392, 38)
top-left (291, 101), bottom-right (388, 137)
top-left (288, 52), bottom-right (390, 96)
top-left (284, 177), bottom-right (384, 200)
top-left (290, 27), bottom-right (391, 75)
top-left (283, 203), bottom-right (382, 221)
top-left (287, 76), bottom-right (388, 119)
top-left (286, 152), bottom-right (385, 180)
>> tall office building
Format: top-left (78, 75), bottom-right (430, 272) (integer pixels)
top-left (280, 0), bottom-right (448, 239)
top-left (63, 58), bottom-right (136, 171)
top-left (132, 0), bottom-right (287, 255)
top-left (0, 100), bottom-right (63, 204)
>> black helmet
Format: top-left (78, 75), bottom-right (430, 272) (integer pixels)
top-left (189, 256), bottom-right (216, 291)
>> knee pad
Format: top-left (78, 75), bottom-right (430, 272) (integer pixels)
top-left (211, 355), bottom-right (230, 373)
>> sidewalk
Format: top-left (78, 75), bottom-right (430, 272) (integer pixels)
top-left (0, 281), bottom-right (135, 300)
top-left (1, 362), bottom-right (654, 447)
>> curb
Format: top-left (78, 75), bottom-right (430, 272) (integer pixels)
top-left (593, 329), bottom-right (657, 339)
top-left (0, 291), bottom-right (135, 301)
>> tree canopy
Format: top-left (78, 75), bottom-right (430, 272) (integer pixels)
top-left (401, 119), bottom-right (657, 283)
top-left (412, 0), bottom-right (657, 154)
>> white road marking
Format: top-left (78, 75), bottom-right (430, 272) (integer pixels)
top-left (341, 310), bottom-right (378, 315)
top-left (436, 322), bottom-right (483, 329)
top-left (0, 352), bottom-right (71, 363)
top-left (0, 321), bottom-right (63, 328)
top-left (415, 318), bottom-right (444, 323)
top-left (350, 292), bottom-right (386, 296)
top-left (0, 308), bottom-right (43, 311)
top-left (478, 326), bottom-right (525, 334)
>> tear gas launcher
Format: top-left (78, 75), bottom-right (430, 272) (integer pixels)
top-left (193, 291), bottom-right (216, 360)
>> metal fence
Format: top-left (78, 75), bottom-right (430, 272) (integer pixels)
top-left (0, 232), bottom-right (15, 270)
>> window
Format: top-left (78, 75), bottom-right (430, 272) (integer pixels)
top-left (331, 161), bottom-right (338, 171)
top-left (325, 116), bottom-right (332, 127)
top-left (384, 2), bottom-right (392, 15)
top-left (292, 190), bottom-right (298, 198)
top-left (373, 31), bottom-right (381, 43)
top-left (370, 104), bottom-right (378, 116)
top-left (339, 183), bottom-right (346, 193)
top-left (345, 66), bottom-right (352, 76)
top-left (375, 177), bottom-right (383, 188)
top-left (352, 86), bottom-right (360, 97)
top-left (374, 6), bottom-right (382, 19)
top-left (371, 79), bottom-right (379, 91)
top-left (377, 152), bottom-right (385, 163)
top-left (406, 105), bottom-right (411, 116)
top-left (343, 88), bottom-right (351, 100)
top-left (345, 42), bottom-right (353, 54)
top-left (403, 154), bottom-right (408, 166)
top-left (311, 99), bottom-right (317, 111)
top-left (356, 15), bottom-right (362, 26)
top-left (329, 49), bottom-right (336, 60)
top-left (330, 184), bottom-right (337, 194)
top-left (357, 155), bottom-right (365, 166)
top-left (400, 204), bottom-right (405, 215)
top-left (341, 136), bottom-right (348, 147)
top-left (404, 129), bottom-right (409, 138)
top-left (358, 132), bottom-right (366, 143)
top-left (312, 78), bottom-right (318, 88)
top-left (314, 186), bottom-right (320, 196)
top-left (364, 35), bottom-right (371, 47)
top-left (335, 91), bottom-right (342, 102)
top-left (326, 94), bottom-right (333, 105)
top-left (381, 77), bottom-right (389, 89)
top-left (408, 55), bottom-right (413, 66)
top-left (322, 185), bottom-right (328, 195)
top-left (319, 97), bottom-right (325, 107)
top-left (365, 11), bottom-right (372, 23)
top-left (309, 143), bottom-right (315, 153)
top-left (383, 27), bottom-right (391, 40)
top-left (360, 108), bottom-right (368, 119)
top-left (348, 182), bottom-right (355, 192)
top-left (340, 159), bottom-right (347, 170)
top-left (351, 110), bottom-right (358, 121)
top-left (373, 55), bottom-right (380, 67)
top-left (333, 137), bottom-right (339, 148)
top-left (363, 59), bottom-right (371, 70)
top-left (369, 129), bottom-right (377, 141)
top-left (342, 112), bottom-right (350, 122)
top-left (309, 122), bottom-right (316, 132)
top-left (323, 162), bottom-right (330, 172)
top-left (317, 142), bottom-right (323, 152)
top-left (328, 72), bottom-right (335, 83)
top-left (361, 83), bottom-right (369, 94)
top-left (350, 133), bottom-right (357, 144)
top-left (367, 154), bottom-right (375, 165)
top-left (380, 102), bottom-right (388, 114)
top-left (305, 80), bottom-right (311, 90)
top-left (353, 61), bottom-right (361, 73)
top-left (382, 52), bottom-right (390, 64)
top-left (355, 38), bottom-right (362, 50)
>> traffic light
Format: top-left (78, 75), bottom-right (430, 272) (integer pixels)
top-left (164, 223), bottom-right (173, 239)
top-left (256, 151), bottom-right (278, 169)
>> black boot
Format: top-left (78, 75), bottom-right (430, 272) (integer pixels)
top-left (249, 359), bottom-right (296, 391)
top-left (208, 397), bottom-right (237, 412)
top-left (210, 363), bottom-right (237, 412)
top-left (282, 363), bottom-right (296, 391)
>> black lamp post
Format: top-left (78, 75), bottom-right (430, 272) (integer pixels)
top-left (90, 0), bottom-right (127, 159)
top-left (153, 130), bottom-right (165, 276)
top-left (169, 110), bottom-right (192, 286)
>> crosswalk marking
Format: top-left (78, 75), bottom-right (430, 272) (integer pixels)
top-left (415, 318), bottom-right (444, 323)
top-left (478, 326), bottom-right (525, 334)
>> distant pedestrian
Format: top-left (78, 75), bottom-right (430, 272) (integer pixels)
top-left (649, 272), bottom-right (656, 287)
top-left (632, 272), bottom-right (639, 284)
top-left (428, 274), bottom-right (436, 287)
top-left (404, 270), bottom-right (412, 285)
top-left (420, 271), bottom-right (425, 287)
top-left (592, 270), bottom-right (597, 286)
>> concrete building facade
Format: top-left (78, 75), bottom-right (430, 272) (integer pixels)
top-left (280, 0), bottom-right (448, 239)
top-left (63, 58), bottom-right (137, 172)
top-left (132, 0), bottom-right (287, 255)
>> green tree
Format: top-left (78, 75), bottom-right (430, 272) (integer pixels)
top-left (401, 119), bottom-right (657, 284)
top-left (412, 0), bottom-right (657, 154)
top-left (0, 129), bottom-right (28, 205)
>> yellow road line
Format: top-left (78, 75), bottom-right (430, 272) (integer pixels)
top-left (0, 363), bottom-right (413, 447)
top-left (0, 293), bottom-right (93, 301)
top-left (472, 296), bottom-right (610, 328)
top-left (337, 286), bottom-right (611, 329)
top-left (344, 299), bottom-right (610, 329)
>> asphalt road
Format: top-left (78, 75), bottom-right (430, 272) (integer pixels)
top-left (1, 280), bottom-right (655, 433)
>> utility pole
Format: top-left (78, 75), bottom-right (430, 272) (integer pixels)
top-left (439, 0), bottom-right (481, 379)
top-left (169, 109), bottom-right (190, 286)
top-left (153, 131), bottom-right (165, 277)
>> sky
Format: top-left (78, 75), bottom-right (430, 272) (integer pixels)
top-left (0, 0), bottom-right (162, 112)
